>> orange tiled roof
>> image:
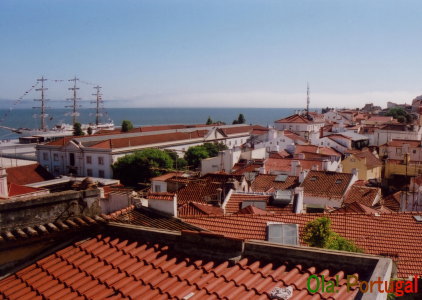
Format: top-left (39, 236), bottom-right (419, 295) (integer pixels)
top-left (283, 130), bottom-right (308, 143)
top-left (343, 184), bottom-right (380, 207)
top-left (150, 172), bottom-right (184, 182)
top-left (346, 149), bottom-right (382, 169)
top-left (109, 207), bottom-right (202, 231)
top-left (236, 204), bottom-right (271, 215)
top-left (224, 193), bottom-right (294, 214)
top-left (275, 114), bottom-right (312, 124)
top-left (176, 173), bottom-right (243, 205)
top-left (300, 171), bottom-right (354, 199)
top-left (382, 191), bottom-right (401, 212)
top-left (178, 201), bottom-right (224, 216)
top-left (0, 231), bottom-right (362, 299)
top-left (147, 192), bottom-right (175, 201)
top-left (264, 158), bottom-right (323, 174)
top-left (182, 212), bottom-right (422, 277)
top-left (7, 183), bottom-right (43, 197)
top-left (88, 130), bottom-right (209, 149)
top-left (5, 163), bottom-right (54, 185)
top-left (385, 139), bottom-right (421, 148)
top-left (251, 174), bottom-right (299, 192)
top-left (295, 145), bottom-right (341, 157)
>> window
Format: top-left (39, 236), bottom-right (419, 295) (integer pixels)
top-left (69, 153), bottom-right (75, 166)
top-left (396, 148), bottom-right (402, 155)
top-left (98, 157), bottom-right (104, 165)
top-left (155, 185), bottom-right (161, 192)
top-left (413, 150), bottom-right (417, 154)
top-left (98, 170), bottom-right (105, 178)
top-left (53, 153), bottom-right (59, 161)
top-left (42, 152), bottom-right (49, 161)
top-left (86, 156), bottom-right (92, 164)
top-left (267, 223), bottom-right (298, 246)
top-left (87, 169), bottom-right (93, 176)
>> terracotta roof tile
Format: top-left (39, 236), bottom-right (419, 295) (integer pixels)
top-left (275, 114), bottom-right (312, 124)
top-left (0, 231), bottom-right (364, 300)
top-left (343, 184), bottom-right (380, 207)
top-left (109, 207), bottom-right (202, 232)
top-left (178, 202), bottom-right (223, 216)
top-left (224, 193), bottom-right (294, 214)
top-left (300, 171), bottom-right (354, 199)
top-left (346, 149), bottom-right (382, 169)
top-left (385, 139), bottom-right (421, 148)
top-left (382, 191), bottom-right (401, 212)
top-left (147, 192), bottom-right (175, 201)
top-left (5, 163), bottom-right (54, 185)
top-left (182, 212), bottom-right (422, 277)
top-left (251, 174), bottom-right (299, 192)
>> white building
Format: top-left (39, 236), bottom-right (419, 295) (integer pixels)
top-left (36, 125), bottom-right (255, 179)
top-left (274, 114), bottom-right (325, 141)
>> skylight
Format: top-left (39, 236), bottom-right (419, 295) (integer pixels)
top-left (414, 216), bottom-right (422, 222)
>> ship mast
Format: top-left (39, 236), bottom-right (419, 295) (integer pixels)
top-left (306, 82), bottom-right (310, 119)
top-left (34, 76), bottom-right (48, 130)
top-left (67, 76), bottom-right (80, 124)
top-left (91, 85), bottom-right (103, 126)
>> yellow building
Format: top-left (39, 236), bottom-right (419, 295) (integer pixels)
top-left (341, 149), bottom-right (382, 181)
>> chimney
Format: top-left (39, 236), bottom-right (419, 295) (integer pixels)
top-left (0, 168), bottom-right (8, 198)
top-left (320, 127), bottom-right (324, 139)
top-left (148, 194), bottom-right (178, 217)
top-left (291, 160), bottom-right (301, 176)
top-left (216, 188), bottom-right (223, 205)
top-left (299, 169), bottom-right (309, 183)
top-left (293, 187), bottom-right (304, 213)
top-left (322, 159), bottom-right (329, 171)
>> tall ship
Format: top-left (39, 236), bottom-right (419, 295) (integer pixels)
top-left (0, 76), bottom-right (114, 141)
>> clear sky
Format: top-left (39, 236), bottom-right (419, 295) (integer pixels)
top-left (1, 0), bottom-right (422, 108)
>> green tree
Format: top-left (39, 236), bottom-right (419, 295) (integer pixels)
top-left (112, 149), bottom-right (173, 186)
top-left (206, 116), bottom-right (213, 125)
top-left (184, 146), bottom-right (209, 168)
top-left (237, 113), bottom-right (246, 124)
top-left (184, 143), bottom-right (228, 169)
top-left (303, 217), bottom-right (362, 253)
top-left (87, 127), bottom-right (93, 135)
top-left (386, 107), bottom-right (412, 123)
top-left (73, 122), bottom-right (84, 136)
top-left (121, 120), bottom-right (134, 132)
top-left (164, 150), bottom-right (188, 170)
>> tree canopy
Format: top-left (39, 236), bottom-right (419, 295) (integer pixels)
top-left (121, 120), bottom-right (134, 132)
top-left (112, 148), bottom-right (173, 186)
top-left (206, 116), bottom-right (213, 125)
top-left (184, 142), bottom-right (228, 168)
top-left (232, 113), bottom-right (246, 124)
top-left (303, 217), bottom-right (362, 252)
top-left (73, 122), bottom-right (84, 136)
top-left (386, 107), bottom-right (413, 123)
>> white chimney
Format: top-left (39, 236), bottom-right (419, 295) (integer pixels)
top-left (291, 160), bottom-right (301, 176)
top-left (294, 187), bottom-right (304, 213)
top-left (0, 168), bottom-right (8, 198)
top-left (299, 169), bottom-right (309, 183)
top-left (148, 194), bottom-right (178, 217)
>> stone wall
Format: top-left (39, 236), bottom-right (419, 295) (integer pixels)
top-left (0, 189), bottom-right (101, 231)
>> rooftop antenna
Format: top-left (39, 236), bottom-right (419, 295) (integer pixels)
top-left (91, 85), bottom-right (103, 126)
top-left (67, 76), bottom-right (80, 125)
top-left (34, 76), bottom-right (49, 130)
top-left (306, 82), bottom-right (310, 119)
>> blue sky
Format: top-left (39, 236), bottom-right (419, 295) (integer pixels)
top-left (1, 0), bottom-right (422, 108)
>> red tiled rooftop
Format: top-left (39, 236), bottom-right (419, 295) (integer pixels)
top-left (178, 201), bottom-right (224, 216)
top-left (385, 139), bottom-right (421, 148)
top-left (7, 183), bottom-right (44, 197)
top-left (224, 193), bottom-right (294, 215)
top-left (275, 114), bottom-right (312, 124)
top-left (182, 212), bottom-right (422, 277)
top-left (89, 130), bottom-right (209, 149)
top-left (5, 163), bottom-right (54, 186)
top-left (251, 174), bottom-right (299, 193)
top-left (283, 130), bottom-right (308, 143)
top-left (300, 171), bottom-right (354, 199)
top-left (346, 149), bottom-right (382, 169)
top-left (150, 172), bottom-right (184, 182)
top-left (236, 205), bottom-right (272, 215)
top-left (147, 192), bottom-right (175, 201)
top-left (343, 184), bottom-right (380, 207)
top-left (0, 231), bottom-right (362, 300)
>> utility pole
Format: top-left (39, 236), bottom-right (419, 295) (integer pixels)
top-left (67, 76), bottom-right (80, 125)
top-left (91, 85), bottom-right (103, 125)
top-left (34, 76), bottom-right (48, 130)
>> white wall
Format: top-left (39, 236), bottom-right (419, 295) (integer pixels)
top-left (148, 197), bottom-right (177, 217)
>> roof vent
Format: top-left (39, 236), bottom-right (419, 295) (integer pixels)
top-left (269, 286), bottom-right (293, 299)
top-left (275, 174), bottom-right (288, 182)
top-left (310, 176), bottom-right (318, 181)
top-left (414, 216), bottom-right (422, 222)
top-left (335, 179), bottom-right (343, 184)
top-left (267, 223), bottom-right (298, 246)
